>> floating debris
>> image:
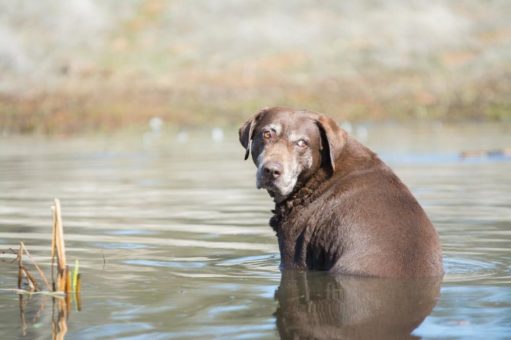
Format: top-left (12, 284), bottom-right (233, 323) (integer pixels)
top-left (460, 148), bottom-right (511, 160)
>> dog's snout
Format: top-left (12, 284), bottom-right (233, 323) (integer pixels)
top-left (263, 161), bottom-right (283, 179)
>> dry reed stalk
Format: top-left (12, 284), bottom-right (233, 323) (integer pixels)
top-left (17, 243), bottom-right (23, 290)
top-left (52, 199), bottom-right (70, 292)
top-left (51, 206), bottom-right (56, 290)
top-left (65, 266), bottom-right (71, 293)
top-left (21, 267), bottom-right (40, 292)
top-left (17, 242), bottom-right (39, 291)
top-left (19, 241), bottom-right (51, 291)
top-left (14, 199), bottom-right (78, 339)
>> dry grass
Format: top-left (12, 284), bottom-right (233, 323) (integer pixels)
top-left (1, 69), bottom-right (510, 135)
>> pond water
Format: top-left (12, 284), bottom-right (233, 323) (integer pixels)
top-left (0, 123), bottom-right (510, 339)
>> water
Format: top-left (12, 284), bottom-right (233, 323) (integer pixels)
top-left (0, 123), bottom-right (510, 339)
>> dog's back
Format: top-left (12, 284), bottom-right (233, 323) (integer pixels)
top-left (275, 135), bottom-right (443, 277)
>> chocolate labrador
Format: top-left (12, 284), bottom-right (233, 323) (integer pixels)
top-left (239, 107), bottom-right (443, 278)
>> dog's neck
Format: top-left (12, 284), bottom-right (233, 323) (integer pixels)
top-left (269, 167), bottom-right (330, 232)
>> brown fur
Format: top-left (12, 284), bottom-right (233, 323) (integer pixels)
top-left (239, 107), bottom-right (443, 278)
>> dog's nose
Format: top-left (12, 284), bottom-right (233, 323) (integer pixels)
top-left (263, 161), bottom-right (283, 179)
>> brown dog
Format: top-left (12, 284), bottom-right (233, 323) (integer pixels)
top-left (239, 107), bottom-right (443, 278)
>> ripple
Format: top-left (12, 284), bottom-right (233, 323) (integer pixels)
top-left (124, 259), bottom-right (208, 269)
top-left (0, 232), bottom-right (277, 252)
top-left (216, 254), bottom-right (279, 271)
top-left (443, 257), bottom-right (499, 283)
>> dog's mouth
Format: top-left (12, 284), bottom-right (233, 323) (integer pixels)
top-left (266, 186), bottom-right (288, 203)
top-left (264, 183), bottom-right (279, 197)
top-left (257, 176), bottom-right (297, 203)
top-left (257, 178), bottom-right (278, 194)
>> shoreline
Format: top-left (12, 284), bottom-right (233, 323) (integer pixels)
top-left (1, 89), bottom-right (509, 135)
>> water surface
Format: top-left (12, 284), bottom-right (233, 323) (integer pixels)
top-left (1, 123), bottom-right (510, 339)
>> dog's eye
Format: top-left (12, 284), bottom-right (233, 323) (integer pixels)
top-left (296, 139), bottom-right (308, 148)
top-left (263, 131), bottom-right (272, 139)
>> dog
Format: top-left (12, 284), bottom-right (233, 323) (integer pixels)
top-left (239, 107), bottom-right (443, 278)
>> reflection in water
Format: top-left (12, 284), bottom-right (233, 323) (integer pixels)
top-left (275, 271), bottom-right (441, 339)
top-left (51, 295), bottom-right (69, 340)
top-left (18, 292), bottom-right (81, 339)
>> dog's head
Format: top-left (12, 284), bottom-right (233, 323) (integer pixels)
top-left (239, 107), bottom-right (346, 203)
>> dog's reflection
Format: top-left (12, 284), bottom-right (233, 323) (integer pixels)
top-left (274, 271), bottom-right (441, 339)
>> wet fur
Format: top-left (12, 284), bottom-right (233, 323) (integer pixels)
top-left (240, 107), bottom-right (443, 278)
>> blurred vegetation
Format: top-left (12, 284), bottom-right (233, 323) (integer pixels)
top-left (0, 0), bottom-right (510, 134)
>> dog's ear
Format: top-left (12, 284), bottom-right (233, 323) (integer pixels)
top-left (239, 108), bottom-right (269, 160)
top-left (316, 114), bottom-right (347, 171)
